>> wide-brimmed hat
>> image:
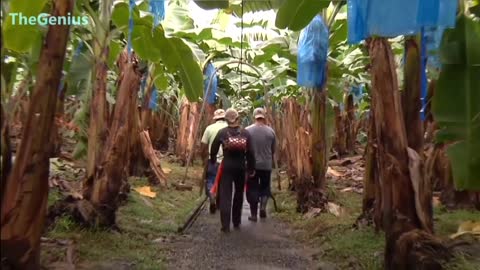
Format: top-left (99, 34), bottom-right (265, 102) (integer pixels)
top-left (224, 108), bottom-right (239, 124)
top-left (213, 109), bottom-right (225, 120)
top-left (253, 107), bottom-right (266, 119)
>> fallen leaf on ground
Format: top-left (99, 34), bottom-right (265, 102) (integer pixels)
top-left (327, 202), bottom-right (343, 217)
top-left (327, 167), bottom-right (343, 177)
top-left (303, 208), bottom-right (322, 219)
top-left (450, 221), bottom-right (480, 239)
top-left (353, 176), bottom-right (363, 181)
top-left (134, 186), bottom-right (156, 198)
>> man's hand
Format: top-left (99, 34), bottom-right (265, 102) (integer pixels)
top-left (248, 170), bottom-right (255, 178)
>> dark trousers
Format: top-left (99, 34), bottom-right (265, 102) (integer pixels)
top-left (246, 170), bottom-right (272, 216)
top-left (219, 167), bottom-right (245, 229)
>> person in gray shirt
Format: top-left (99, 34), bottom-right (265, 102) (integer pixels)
top-left (245, 108), bottom-right (276, 221)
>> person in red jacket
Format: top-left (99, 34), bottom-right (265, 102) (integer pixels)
top-left (210, 108), bottom-right (255, 233)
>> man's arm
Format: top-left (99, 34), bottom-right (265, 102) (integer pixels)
top-left (210, 129), bottom-right (223, 163)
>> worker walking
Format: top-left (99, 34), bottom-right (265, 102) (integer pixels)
top-left (246, 108), bottom-right (276, 221)
top-left (210, 108), bottom-right (255, 232)
top-left (201, 109), bottom-right (228, 213)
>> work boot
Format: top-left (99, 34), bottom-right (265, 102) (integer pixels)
top-left (260, 196), bottom-right (268, 218)
top-left (248, 203), bottom-right (258, 222)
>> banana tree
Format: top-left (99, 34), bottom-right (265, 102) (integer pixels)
top-left (1, 0), bottom-right (73, 267)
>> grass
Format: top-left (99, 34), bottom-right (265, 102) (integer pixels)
top-left (47, 189), bottom-right (63, 208)
top-left (434, 206), bottom-right (479, 236)
top-left (445, 255), bottom-right (480, 270)
top-left (42, 161), bottom-right (479, 269)
top-left (272, 178), bottom-right (480, 270)
top-left (42, 161), bottom-right (204, 269)
top-left (273, 183), bottom-right (384, 269)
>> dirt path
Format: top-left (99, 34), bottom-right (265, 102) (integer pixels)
top-left (166, 202), bottom-right (316, 270)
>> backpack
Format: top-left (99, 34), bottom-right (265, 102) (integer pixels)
top-left (223, 128), bottom-right (247, 152)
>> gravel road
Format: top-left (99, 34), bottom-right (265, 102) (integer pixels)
top-left (165, 201), bottom-right (316, 270)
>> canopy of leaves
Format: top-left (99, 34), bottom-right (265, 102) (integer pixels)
top-left (111, 1), bottom-right (204, 101)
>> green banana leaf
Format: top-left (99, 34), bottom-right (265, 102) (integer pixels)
top-left (3, 0), bottom-right (48, 52)
top-left (193, 0), bottom-right (229, 10)
top-left (275, 0), bottom-right (330, 31)
top-left (432, 15), bottom-right (480, 190)
top-left (155, 28), bottom-right (204, 102)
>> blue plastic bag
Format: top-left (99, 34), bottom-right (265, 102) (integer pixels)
top-left (127, 0), bottom-right (135, 56)
top-left (149, 0), bottom-right (165, 27)
top-left (203, 62), bottom-right (217, 104)
top-left (297, 15), bottom-right (329, 89)
top-left (350, 84), bottom-right (364, 104)
top-left (424, 26), bottom-right (445, 69)
top-left (149, 86), bottom-right (158, 110)
top-left (348, 0), bottom-right (458, 44)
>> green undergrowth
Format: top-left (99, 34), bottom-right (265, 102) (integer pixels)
top-left (434, 206), bottom-right (479, 236)
top-left (272, 179), bottom-right (480, 270)
top-left (42, 162), bottom-right (203, 269)
top-left (273, 182), bottom-right (384, 269)
top-left (435, 207), bottom-right (480, 270)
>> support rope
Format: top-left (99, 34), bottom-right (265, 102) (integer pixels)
top-left (239, 0), bottom-right (244, 95)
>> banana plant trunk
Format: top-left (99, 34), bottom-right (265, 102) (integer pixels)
top-left (402, 37), bottom-right (424, 154)
top-left (141, 69), bottom-right (155, 131)
top-left (150, 98), bottom-right (171, 150)
top-left (361, 111), bottom-right (383, 230)
top-left (368, 38), bottom-right (422, 269)
top-left (402, 37), bottom-right (433, 232)
top-left (176, 98), bottom-right (201, 165)
top-left (424, 80), bottom-right (437, 143)
top-left (311, 90), bottom-right (327, 190)
top-left (345, 94), bottom-right (356, 154)
top-left (50, 83), bottom-right (67, 157)
top-left (333, 105), bottom-right (347, 156)
top-left (1, 103), bottom-right (12, 205)
top-left (85, 0), bottom-right (112, 191)
top-left (83, 51), bottom-right (142, 226)
top-left (176, 98), bottom-right (190, 165)
top-left (0, 0), bottom-right (73, 267)
top-left (128, 70), bottom-right (154, 177)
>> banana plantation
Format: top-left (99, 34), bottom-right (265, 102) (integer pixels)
top-left (1, 0), bottom-right (479, 269)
